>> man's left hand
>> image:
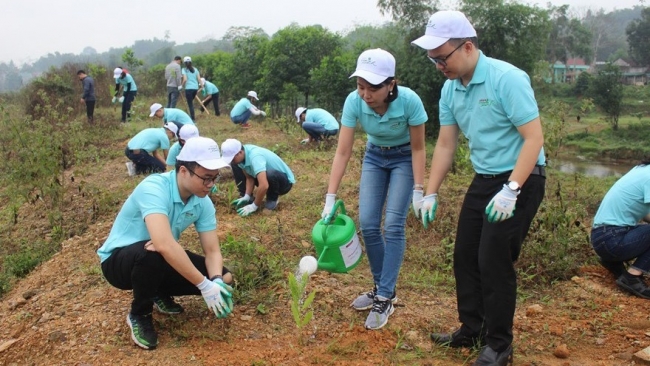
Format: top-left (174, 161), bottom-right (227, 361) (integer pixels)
top-left (237, 202), bottom-right (259, 217)
top-left (485, 184), bottom-right (519, 223)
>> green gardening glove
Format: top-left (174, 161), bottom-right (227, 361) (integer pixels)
top-left (231, 194), bottom-right (251, 209)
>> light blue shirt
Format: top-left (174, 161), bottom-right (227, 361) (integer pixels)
top-left (116, 73), bottom-right (137, 92)
top-left (230, 98), bottom-right (254, 118)
top-left (238, 144), bottom-right (295, 184)
top-left (593, 165), bottom-right (650, 227)
top-left (341, 86), bottom-right (427, 146)
top-left (166, 142), bottom-right (182, 166)
top-left (127, 128), bottom-right (170, 153)
top-left (306, 108), bottom-right (339, 131)
top-left (163, 108), bottom-right (194, 125)
top-left (182, 67), bottom-right (201, 90)
top-left (97, 171), bottom-right (217, 262)
top-left (439, 51), bottom-right (545, 175)
top-left (201, 80), bottom-right (219, 96)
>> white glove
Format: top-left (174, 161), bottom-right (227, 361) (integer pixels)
top-left (111, 96), bottom-right (117, 103)
top-left (197, 277), bottom-right (231, 318)
top-left (412, 190), bottom-right (423, 218)
top-left (485, 184), bottom-right (519, 223)
top-left (321, 193), bottom-right (336, 220)
top-left (118, 96), bottom-right (125, 103)
top-left (237, 202), bottom-right (258, 217)
top-left (260, 111), bottom-right (267, 117)
top-left (177, 85), bottom-right (183, 91)
top-left (300, 138), bottom-right (309, 145)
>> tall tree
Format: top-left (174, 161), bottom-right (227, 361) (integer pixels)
top-left (589, 63), bottom-right (623, 130)
top-left (626, 7), bottom-right (650, 67)
top-left (546, 5), bottom-right (593, 65)
top-left (376, 0), bottom-right (436, 27)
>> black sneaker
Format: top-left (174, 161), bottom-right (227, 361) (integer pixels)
top-left (153, 296), bottom-right (184, 315)
top-left (431, 328), bottom-right (486, 348)
top-left (616, 272), bottom-right (650, 299)
top-left (472, 345), bottom-right (513, 366)
top-left (126, 313), bottom-right (158, 350)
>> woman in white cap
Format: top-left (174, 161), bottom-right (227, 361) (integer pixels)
top-left (229, 91), bottom-right (266, 128)
top-left (125, 122), bottom-right (177, 175)
top-left (199, 77), bottom-right (220, 116)
top-left (113, 67), bottom-right (138, 123)
top-left (181, 57), bottom-right (201, 121)
top-left (322, 48), bottom-right (427, 330)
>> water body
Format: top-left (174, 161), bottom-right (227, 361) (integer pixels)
top-left (550, 155), bottom-right (635, 178)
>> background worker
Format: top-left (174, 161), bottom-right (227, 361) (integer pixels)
top-left (77, 70), bottom-right (95, 124)
top-left (114, 67), bottom-right (138, 123)
top-left (167, 124), bottom-right (200, 168)
top-left (199, 77), bottom-right (220, 116)
top-left (229, 91), bottom-right (266, 128)
top-left (125, 123), bottom-right (177, 175)
top-left (165, 56), bottom-right (183, 108)
top-left (295, 107), bottom-right (339, 144)
top-left (181, 56), bottom-right (201, 121)
top-left (150, 103), bottom-right (195, 126)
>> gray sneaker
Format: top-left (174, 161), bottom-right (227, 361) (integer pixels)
top-left (264, 199), bottom-right (279, 210)
top-left (365, 296), bottom-right (395, 330)
top-left (351, 286), bottom-right (397, 311)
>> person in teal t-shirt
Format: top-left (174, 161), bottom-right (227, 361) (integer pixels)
top-left (166, 124), bottom-right (199, 167)
top-left (125, 123), bottom-right (177, 175)
top-left (591, 162), bottom-right (650, 300)
top-left (181, 56), bottom-right (201, 121)
top-left (295, 107), bottom-right (339, 144)
top-left (113, 67), bottom-right (138, 123)
top-left (149, 103), bottom-right (195, 126)
top-left (98, 137), bottom-right (234, 350)
top-left (229, 91), bottom-right (266, 128)
top-left (199, 77), bottom-right (220, 116)
top-left (321, 48), bottom-right (427, 331)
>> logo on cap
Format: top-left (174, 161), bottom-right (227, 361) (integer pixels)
top-left (360, 57), bottom-right (377, 66)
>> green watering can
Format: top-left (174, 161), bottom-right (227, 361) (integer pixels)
top-left (311, 199), bottom-right (362, 273)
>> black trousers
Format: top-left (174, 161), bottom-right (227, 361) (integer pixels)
top-left (201, 93), bottom-right (220, 116)
top-left (121, 91), bottom-right (137, 122)
top-left (85, 100), bottom-right (95, 122)
top-left (101, 240), bottom-right (230, 316)
top-left (230, 163), bottom-right (292, 201)
top-left (454, 173), bottom-right (545, 352)
top-left (185, 89), bottom-right (198, 120)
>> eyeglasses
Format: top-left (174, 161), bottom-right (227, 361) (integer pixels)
top-left (185, 165), bottom-right (219, 186)
top-left (427, 41), bottom-right (467, 67)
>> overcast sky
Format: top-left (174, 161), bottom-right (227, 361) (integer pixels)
top-left (1, 0), bottom-right (644, 66)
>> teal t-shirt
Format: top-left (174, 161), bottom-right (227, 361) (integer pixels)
top-left (306, 108), bottom-right (339, 131)
top-left (166, 142), bottom-right (182, 166)
top-left (238, 144), bottom-right (295, 184)
top-left (439, 51), bottom-right (545, 175)
top-left (182, 67), bottom-right (201, 90)
top-left (116, 73), bottom-right (137, 92)
top-left (97, 171), bottom-right (217, 262)
top-left (201, 80), bottom-right (219, 96)
top-left (230, 98), bottom-right (254, 118)
top-left (593, 165), bottom-right (650, 227)
top-left (341, 86), bottom-right (427, 146)
top-left (164, 108), bottom-right (194, 125)
top-left (127, 128), bottom-right (170, 153)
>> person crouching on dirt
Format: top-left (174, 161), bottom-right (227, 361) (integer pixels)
top-left (125, 123), bottom-right (177, 175)
top-left (166, 124), bottom-right (199, 168)
top-left (98, 137), bottom-right (234, 350)
top-left (295, 107), bottom-right (339, 144)
top-left (591, 161), bottom-right (650, 299)
top-left (220, 138), bottom-right (294, 216)
top-left (229, 91), bottom-right (266, 128)
top-left (113, 67), bottom-right (137, 123)
top-left (199, 77), bottom-right (221, 116)
top-left (149, 103), bottom-right (195, 126)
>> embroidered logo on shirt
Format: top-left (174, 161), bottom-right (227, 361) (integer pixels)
top-left (184, 212), bottom-right (195, 218)
top-left (390, 122), bottom-right (405, 130)
top-left (479, 99), bottom-right (495, 107)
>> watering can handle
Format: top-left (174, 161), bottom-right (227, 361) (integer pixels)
top-left (321, 199), bottom-right (347, 243)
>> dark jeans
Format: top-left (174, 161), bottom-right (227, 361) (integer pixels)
top-left (591, 225), bottom-right (650, 272)
top-left (85, 100), bottom-right (95, 123)
top-left (230, 163), bottom-right (292, 201)
top-left (201, 93), bottom-right (220, 116)
top-left (167, 87), bottom-right (179, 108)
top-left (185, 89), bottom-right (198, 120)
top-left (101, 240), bottom-right (230, 315)
top-left (454, 173), bottom-right (545, 352)
top-left (121, 91), bottom-right (137, 122)
top-left (125, 147), bottom-right (165, 174)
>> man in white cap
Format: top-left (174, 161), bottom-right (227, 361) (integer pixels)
top-left (166, 124), bottom-right (199, 167)
top-left (229, 91), bottom-right (266, 128)
top-left (295, 107), bottom-right (339, 144)
top-left (149, 103), bottom-right (195, 126)
top-left (98, 136), bottom-right (234, 350)
top-left (221, 138), bottom-right (294, 216)
top-left (412, 10), bottom-right (545, 366)
top-left (125, 123), bottom-right (177, 175)
top-left (113, 67), bottom-right (138, 123)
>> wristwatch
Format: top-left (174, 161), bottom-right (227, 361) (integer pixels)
top-left (506, 181), bottom-right (521, 192)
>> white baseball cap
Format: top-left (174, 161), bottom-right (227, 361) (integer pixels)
top-left (349, 48), bottom-right (395, 85)
top-left (220, 138), bottom-right (242, 165)
top-left (411, 10), bottom-right (477, 50)
top-left (113, 67), bottom-right (123, 78)
top-left (149, 103), bottom-right (163, 117)
top-left (295, 107), bottom-right (307, 122)
top-left (178, 124), bottom-right (199, 140)
top-left (200, 77), bottom-right (206, 85)
top-left (177, 136), bottom-right (229, 170)
top-left (183, 56), bottom-right (192, 63)
top-left (247, 91), bottom-right (259, 100)
top-left (163, 122), bottom-right (179, 138)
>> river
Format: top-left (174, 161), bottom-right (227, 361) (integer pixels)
top-left (550, 155), bottom-right (636, 178)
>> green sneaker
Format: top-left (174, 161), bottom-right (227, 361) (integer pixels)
top-left (152, 296), bottom-right (184, 315)
top-left (126, 313), bottom-right (158, 350)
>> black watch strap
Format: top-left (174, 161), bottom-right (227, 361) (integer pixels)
top-left (209, 275), bottom-right (223, 281)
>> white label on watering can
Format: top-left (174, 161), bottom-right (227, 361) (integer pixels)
top-left (340, 233), bottom-right (362, 269)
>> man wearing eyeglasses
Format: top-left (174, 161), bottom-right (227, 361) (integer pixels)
top-left (412, 10), bottom-right (545, 366)
top-left (98, 137), bottom-right (235, 350)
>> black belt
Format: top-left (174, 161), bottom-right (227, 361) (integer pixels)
top-left (369, 142), bottom-right (410, 150)
top-left (479, 165), bottom-right (546, 179)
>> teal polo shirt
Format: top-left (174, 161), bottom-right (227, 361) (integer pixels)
top-left (164, 108), bottom-right (194, 125)
top-left (306, 108), bottom-right (339, 131)
top-left (341, 86), bottom-right (428, 146)
top-left (127, 128), bottom-right (170, 153)
top-left (593, 165), bottom-right (650, 227)
top-left (166, 142), bottom-right (182, 166)
top-left (238, 144), bottom-right (295, 184)
top-left (182, 67), bottom-right (201, 90)
top-left (439, 51), bottom-right (545, 175)
top-left (97, 171), bottom-right (217, 262)
top-left (230, 98), bottom-right (253, 118)
top-left (116, 74), bottom-right (137, 92)
top-left (201, 80), bottom-right (219, 96)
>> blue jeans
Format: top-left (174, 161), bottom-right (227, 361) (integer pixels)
top-left (591, 225), bottom-right (650, 272)
top-left (302, 122), bottom-right (338, 141)
top-left (358, 142), bottom-right (413, 299)
top-left (167, 87), bottom-right (179, 108)
top-left (231, 110), bottom-right (252, 124)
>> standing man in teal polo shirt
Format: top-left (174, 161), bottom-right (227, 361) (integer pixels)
top-left (113, 67), bottom-right (138, 123)
top-left (221, 138), bottom-right (294, 215)
top-left (412, 10), bottom-right (545, 366)
top-left (229, 91), bottom-right (266, 128)
top-left (295, 107), bottom-right (339, 144)
top-left (149, 103), bottom-right (195, 126)
top-left (125, 123), bottom-right (177, 175)
top-left (199, 77), bottom-right (221, 116)
top-left (99, 137), bottom-right (234, 350)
